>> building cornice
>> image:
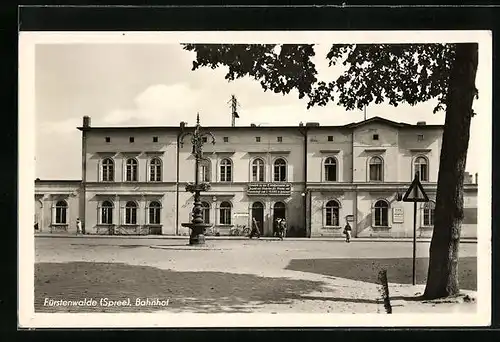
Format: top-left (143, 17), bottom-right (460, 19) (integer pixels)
top-left (306, 182), bottom-right (478, 191)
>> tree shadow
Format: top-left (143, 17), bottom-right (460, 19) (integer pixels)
top-left (285, 257), bottom-right (477, 291)
top-left (35, 262), bottom-right (326, 313)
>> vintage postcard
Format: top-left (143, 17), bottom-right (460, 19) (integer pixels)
top-left (19, 30), bottom-right (492, 328)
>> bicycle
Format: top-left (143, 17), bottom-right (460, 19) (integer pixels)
top-left (229, 224), bottom-right (250, 236)
top-left (204, 226), bottom-right (220, 236)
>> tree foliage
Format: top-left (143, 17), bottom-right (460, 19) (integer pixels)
top-left (183, 43), bottom-right (468, 113)
top-left (183, 42), bottom-right (480, 300)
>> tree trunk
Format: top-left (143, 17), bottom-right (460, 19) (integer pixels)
top-left (423, 43), bottom-right (478, 299)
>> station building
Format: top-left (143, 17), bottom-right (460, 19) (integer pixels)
top-left (34, 116), bottom-right (478, 239)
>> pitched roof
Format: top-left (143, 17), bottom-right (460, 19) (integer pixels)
top-left (342, 116), bottom-right (442, 129)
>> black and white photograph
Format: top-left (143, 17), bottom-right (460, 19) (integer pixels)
top-left (18, 30), bottom-right (491, 328)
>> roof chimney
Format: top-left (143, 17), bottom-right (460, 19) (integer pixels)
top-left (250, 123), bottom-right (256, 127)
top-left (180, 121), bottom-right (186, 129)
top-left (305, 122), bottom-right (320, 127)
top-left (416, 121), bottom-right (426, 126)
top-left (83, 116), bottom-right (91, 128)
top-left (475, 172), bottom-right (478, 184)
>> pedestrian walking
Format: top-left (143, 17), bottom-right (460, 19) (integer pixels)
top-left (76, 218), bottom-right (82, 235)
top-left (343, 222), bottom-right (352, 243)
top-left (249, 217), bottom-right (261, 239)
top-left (273, 218), bottom-right (280, 237)
top-left (277, 218), bottom-right (286, 240)
top-left (278, 218), bottom-right (287, 240)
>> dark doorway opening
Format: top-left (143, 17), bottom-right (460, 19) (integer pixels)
top-left (252, 202), bottom-right (264, 235)
top-left (273, 202), bottom-right (286, 235)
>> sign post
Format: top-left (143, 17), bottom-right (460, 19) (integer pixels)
top-left (402, 172), bottom-right (429, 285)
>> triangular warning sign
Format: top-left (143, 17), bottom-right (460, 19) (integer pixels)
top-left (403, 176), bottom-right (429, 202)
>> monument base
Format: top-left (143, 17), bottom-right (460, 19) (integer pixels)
top-left (181, 222), bottom-right (212, 246)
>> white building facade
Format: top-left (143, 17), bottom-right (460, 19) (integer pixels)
top-left (34, 116), bottom-right (478, 238)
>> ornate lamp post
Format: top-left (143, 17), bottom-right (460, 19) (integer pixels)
top-left (180, 113), bottom-right (216, 245)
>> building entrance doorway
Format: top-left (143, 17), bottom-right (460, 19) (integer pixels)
top-left (273, 201), bottom-right (286, 235)
top-left (251, 202), bottom-right (264, 235)
top-left (35, 200), bottom-right (42, 232)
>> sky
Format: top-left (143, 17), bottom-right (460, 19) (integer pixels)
top-left (35, 43), bottom-right (485, 180)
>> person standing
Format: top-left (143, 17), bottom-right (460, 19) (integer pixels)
top-left (76, 218), bottom-right (82, 235)
top-left (249, 217), bottom-right (261, 239)
top-left (343, 222), bottom-right (352, 243)
top-left (279, 218), bottom-right (287, 241)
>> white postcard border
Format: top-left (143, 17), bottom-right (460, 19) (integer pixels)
top-left (19, 30), bottom-right (492, 328)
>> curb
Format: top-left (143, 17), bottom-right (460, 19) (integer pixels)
top-left (34, 234), bottom-right (478, 243)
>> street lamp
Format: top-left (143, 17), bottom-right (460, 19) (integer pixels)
top-left (179, 113), bottom-right (216, 245)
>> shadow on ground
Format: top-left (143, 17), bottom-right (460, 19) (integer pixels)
top-left (35, 262), bottom-right (327, 313)
top-left (285, 257), bottom-right (477, 291)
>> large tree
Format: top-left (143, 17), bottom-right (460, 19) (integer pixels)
top-left (183, 42), bottom-right (479, 299)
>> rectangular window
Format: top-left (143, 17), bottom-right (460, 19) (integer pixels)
top-left (220, 208), bottom-right (231, 225)
top-left (129, 137), bottom-right (135, 143)
top-left (325, 165), bottom-right (337, 181)
top-left (417, 134), bottom-right (424, 141)
top-left (105, 137), bottom-right (111, 143)
top-left (255, 137), bottom-right (261, 142)
top-left (202, 207), bottom-right (210, 224)
top-left (328, 136), bottom-right (334, 142)
top-left (374, 208), bottom-right (388, 226)
top-left (149, 208), bottom-right (160, 224)
top-left (202, 137), bottom-right (208, 143)
top-left (55, 208), bottom-right (67, 224)
top-left (220, 165), bottom-right (232, 182)
top-left (101, 208), bottom-right (113, 224)
top-left (200, 163), bottom-right (210, 182)
top-left (153, 136), bottom-right (159, 142)
top-left (223, 137), bottom-right (229, 143)
top-left (277, 136), bottom-right (283, 142)
top-left (419, 164), bottom-right (428, 182)
top-left (423, 209), bottom-right (434, 226)
top-left (373, 134), bottom-right (379, 141)
top-left (325, 208), bottom-right (339, 226)
top-left (126, 208), bottom-right (137, 224)
top-left (370, 164), bottom-right (382, 181)
top-left (274, 164), bottom-right (287, 182)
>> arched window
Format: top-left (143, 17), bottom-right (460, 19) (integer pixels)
top-left (149, 158), bottom-right (162, 182)
top-left (102, 158), bottom-right (114, 182)
top-left (201, 201), bottom-right (210, 224)
top-left (149, 201), bottom-right (161, 224)
top-left (219, 201), bottom-right (232, 225)
top-left (125, 201), bottom-right (137, 224)
top-left (220, 159), bottom-right (232, 182)
top-left (126, 158), bottom-right (138, 182)
top-left (325, 200), bottom-right (340, 226)
top-left (199, 159), bottom-right (211, 183)
top-left (101, 200), bottom-right (113, 224)
top-left (374, 200), bottom-right (389, 227)
top-left (324, 157), bottom-right (338, 182)
top-left (274, 158), bottom-right (287, 182)
top-left (252, 158), bottom-right (265, 182)
top-left (369, 156), bottom-right (383, 181)
top-left (414, 156), bottom-right (428, 182)
top-left (55, 200), bottom-right (68, 224)
top-left (422, 201), bottom-right (435, 227)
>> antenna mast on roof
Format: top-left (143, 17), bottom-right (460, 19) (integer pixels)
top-left (228, 95), bottom-right (240, 127)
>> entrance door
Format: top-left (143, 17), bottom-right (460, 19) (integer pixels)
top-left (273, 202), bottom-right (286, 234)
top-left (252, 202), bottom-right (264, 235)
top-left (35, 200), bottom-right (43, 232)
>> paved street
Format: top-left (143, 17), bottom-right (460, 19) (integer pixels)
top-left (35, 236), bottom-right (477, 314)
